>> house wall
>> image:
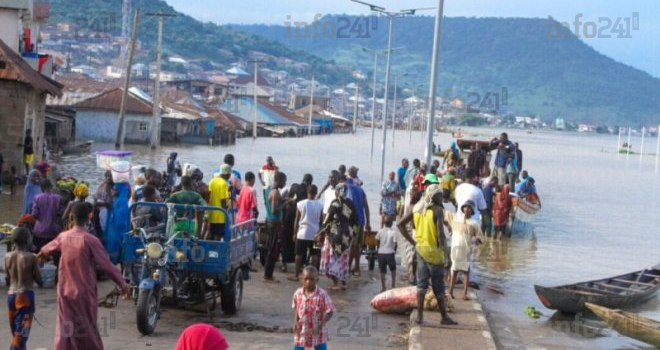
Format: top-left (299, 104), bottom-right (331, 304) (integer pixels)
top-left (74, 110), bottom-right (152, 143)
top-left (0, 9), bottom-right (19, 52)
top-left (0, 80), bottom-right (46, 175)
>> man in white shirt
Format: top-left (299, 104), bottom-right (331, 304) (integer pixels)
top-left (290, 185), bottom-right (324, 281)
top-left (454, 168), bottom-right (487, 223)
top-left (318, 170), bottom-right (340, 221)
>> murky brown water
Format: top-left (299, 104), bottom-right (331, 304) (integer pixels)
top-left (53, 127), bottom-right (660, 349)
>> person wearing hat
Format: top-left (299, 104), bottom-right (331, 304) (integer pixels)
top-left (206, 164), bottom-right (231, 241)
top-left (445, 199), bottom-right (483, 300)
top-left (397, 185), bottom-right (457, 326)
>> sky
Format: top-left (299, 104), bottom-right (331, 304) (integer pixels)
top-left (165, 0), bottom-right (659, 78)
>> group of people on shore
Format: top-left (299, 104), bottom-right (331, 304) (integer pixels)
top-left (3, 132), bottom-right (539, 350)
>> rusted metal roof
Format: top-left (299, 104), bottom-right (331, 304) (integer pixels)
top-left (0, 39), bottom-right (62, 96)
top-left (73, 87), bottom-right (153, 114)
top-left (231, 73), bottom-right (271, 87)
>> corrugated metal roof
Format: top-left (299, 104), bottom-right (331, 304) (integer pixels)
top-left (219, 97), bottom-right (294, 126)
top-left (262, 101), bottom-right (319, 127)
top-left (73, 87), bottom-right (153, 114)
top-left (0, 39), bottom-right (62, 96)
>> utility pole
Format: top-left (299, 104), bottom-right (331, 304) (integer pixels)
top-left (308, 76), bottom-right (314, 135)
top-left (392, 75), bottom-right (398, 148)
top-left (352, 84), bottom-right (359, 133)
top-left (146, 9), bottom-right (176, 149)
top-left (248, 60), bottom-right (264, 138)
top-left (425, 0), bottom-right (445, 166)
top-left (115, 8), bottom-right (139, 150)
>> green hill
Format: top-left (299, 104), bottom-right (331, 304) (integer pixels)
top-left (44, 0), bottom-right (353, 84)
top-left (232, 15), bottom-right (660, 126)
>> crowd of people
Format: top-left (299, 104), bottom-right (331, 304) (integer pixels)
top-left (3, 131), bottom-right (541, 350)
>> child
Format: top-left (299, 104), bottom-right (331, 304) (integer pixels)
top-left (236, 171), bottom-right (258, 224)
top-left (5, 227), bottom-right (43, 350)
top-left (445, 200), bottom-right (483, 300)
top-left (292, 266), bottom-right (335, 350)
top-left (375, 217), bottom-right (398, 292)
top-left (10, 165), bottom-right (19, 195)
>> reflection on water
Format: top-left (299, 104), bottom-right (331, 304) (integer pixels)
top-left (52, 128), bottom-right (660, 350)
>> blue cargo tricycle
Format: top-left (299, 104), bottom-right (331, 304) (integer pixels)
top-left (126, 202), bottom-right (256, 335)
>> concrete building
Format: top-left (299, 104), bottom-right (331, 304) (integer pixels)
top-left (0, 38), bottom-right (62, 175)
top-left (72, 87), bottom-right (154, 143)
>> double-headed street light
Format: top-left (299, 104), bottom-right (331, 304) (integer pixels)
top-left (351, 0), bottom-right (433, 184)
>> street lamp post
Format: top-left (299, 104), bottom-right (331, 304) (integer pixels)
top-left (425, 0), bottom-right (446, 166)
top-left (352, 0), bottom-right (432, 183)
top-left (391, 74), bottom-right (397, 148)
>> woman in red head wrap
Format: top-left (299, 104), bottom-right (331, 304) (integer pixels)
top-left (174, 324), bottom-right (229, 350)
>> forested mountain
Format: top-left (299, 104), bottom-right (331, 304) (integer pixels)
top-left (44, 0), bottom-right (659, 125)
top-left (233, 15), bottom-right (660, 126)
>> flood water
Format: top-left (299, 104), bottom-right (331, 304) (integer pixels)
top-left (56, 127), bottom-right (660, 350)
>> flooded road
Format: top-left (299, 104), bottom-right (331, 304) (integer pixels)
top-left (34, 127), bottom-right (660, 349)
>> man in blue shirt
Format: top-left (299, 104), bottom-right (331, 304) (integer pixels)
top-left (489, 132), bottom-right (515, 186)
top-left (397, 158), bottom-right (408, 195)
top-left (346, 169), bottom-right (370, 277)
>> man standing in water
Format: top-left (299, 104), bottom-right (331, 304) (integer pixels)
top-left (398, 185), bottom-right (457, 326)
top-left (38, 202), bottom-right (128, 350)
top-left (490, 132), bottom-right (515, 186)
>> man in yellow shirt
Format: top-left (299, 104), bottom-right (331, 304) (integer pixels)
top-left (206, 164), bottom-right (231, 240)
top-left (398, 184), bottom-right (457, 326)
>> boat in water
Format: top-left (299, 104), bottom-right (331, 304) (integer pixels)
top-left (534, 264), bottom-right (660, 314)
top-left (61, 140), bottom-right (94, 155)
top-left (585, 302), bottom-right (660, 348)
top-left (509, 195), bottom-right (541, 235)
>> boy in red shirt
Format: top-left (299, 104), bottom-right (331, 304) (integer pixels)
top-left (292, 266), bottom-right (335, 350)
top-left (236, 172), bottom-right (258, 223)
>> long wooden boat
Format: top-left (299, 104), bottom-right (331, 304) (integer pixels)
top-left (534, 264), bottom-right (660, 314)
top-left (62, 140), bottom-right (93, 155)
top-left (585, 302), bottom-right (660, 347)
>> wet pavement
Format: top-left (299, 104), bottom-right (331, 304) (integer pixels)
top-left (0, 190), bottom-right (409, 350)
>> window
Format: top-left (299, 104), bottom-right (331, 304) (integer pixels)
top-left (138, 122), bottom-right (148, 132)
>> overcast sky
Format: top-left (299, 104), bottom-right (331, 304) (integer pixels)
top-left (165, 0), bottom-right (659, 77)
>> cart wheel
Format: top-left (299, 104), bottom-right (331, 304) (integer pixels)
top-left (136, 288), bottom-right (159, 335)
top-left (221, 270), bottom-right (243, 314)
top-left (368, 256), bottom-right (376, 271)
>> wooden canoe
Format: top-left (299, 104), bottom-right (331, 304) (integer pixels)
top-left (62, 140), bottom-right (93, 155)
top-left (585, 302), bottom-right (660, 347)
top-left (534, 264), bottom-right (660, 314)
